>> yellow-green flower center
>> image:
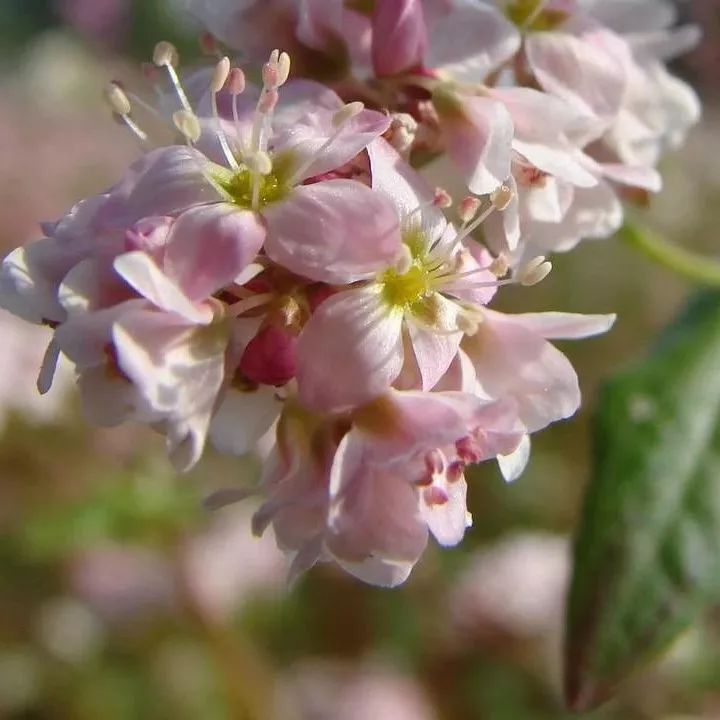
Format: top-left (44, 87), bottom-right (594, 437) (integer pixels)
top-left (505, 0), bottom-right (568, 31)
top-left (215, 167), bottom-right (288, 209)
top-left (381, 264), bottom-right (431, 308)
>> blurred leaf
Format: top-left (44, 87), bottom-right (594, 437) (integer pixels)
top-left (565, 292), bottom-right (720, 710)
top-left (20, 461), bottom-right (200, 561)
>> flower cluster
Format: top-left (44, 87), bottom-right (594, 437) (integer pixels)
top-left (0, 0), bottom-right (699, 586)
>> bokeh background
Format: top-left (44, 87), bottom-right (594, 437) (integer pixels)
top-left (1, 1), bottom-right (720, 718)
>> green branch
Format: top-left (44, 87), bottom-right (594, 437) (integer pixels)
top-left (619, 223), bottom-right (720, 287)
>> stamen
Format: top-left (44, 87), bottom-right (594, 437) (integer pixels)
top-left (104, 82), bottom-right (131, 116)
top-left (453, 183), bottom-right (515, 247)
top-left (173, 109), bottom-right (201, 144)
top-left (332, 101), bottom-right (364, 127)
top-left (395, 245), bottom-right (414, 274)
top-left (287, 102), bottom-right (366, 186)
top-left (246, 151), bottom-right (272, 175)
top-left (517, 256), bottom-right (553, 286)
top-left (433, 187), bottom-right (453, 208)
top-left (153, 40), bottom-right (192, 113)
top-left (491, 183), bottom-right (514, 211)
top-left (210, 56), bottom-right (240, 170)
top-left (228, 68), bottom-right (247, 158)
top-left (227, 293), bottom-right (274, 317)
top-left (458, 196), bottom-right (481, 224)
top-left (489, 253), bottom-right (510, 277)
top-left (104, 82), bottom-right (148, 144)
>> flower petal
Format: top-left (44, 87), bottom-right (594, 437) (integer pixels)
top-left (263, 180), bottom-right (402, 283)
top-left (296, 287), bottom-right (404, 412)
top-left (426, 2), bottom-right (520, 82)
top-left (114, 252), bottom-right (212, 324)
top-left (436, 94), bottom-right (514, 196)
top-left (163, 204), bottom-right (266, 302)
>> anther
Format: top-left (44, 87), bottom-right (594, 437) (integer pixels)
top-left (246, 151), bottom-right (273, 175)
top-left (210, 56), bottom-right (231, 93)
top-left (104, 82), bottom-right (131, 116)
top-left (491, 183), bottom-right (514, 211)
top-left (277, 52), bottom-right (291, 86)
top-left (173, 109), bottom-right (201, 143)
top-left (433, 187), bottom-right (453, 208)
top-left (153, 40), bottom-right (191, 113)
top-left (153, 40), bottom-right (178, 68)
top-left (458, 196), bottom-right (481, 223)
top-left (489, 253), bottom-right (509, 278)
top-left (332, 101), bottom-right (365, 128)
top-left (228, 67), bottom-right (246, 95)
top-left (518, 256), bottom-right (553, 286)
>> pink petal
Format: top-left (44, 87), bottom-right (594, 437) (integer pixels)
top-left (420, 474), bottom-right (470, 547)
top-left (497, 434), bottom-right (531, 482)
top-left (358, 389), bottom-right (521, 462)
top-left (371, 0), bottom-right (428, 77)
top-left (275, 108), bottom-right (390, 182)
top-left (437, 94), bottom-right (514, 195)
top-left (525, 27), bottom-right (630, 124)
top-left (108, 146), bottom-right (225, 226)
top-left (296, 287), bottom-right (404, 412)
top-left (327, 433), bottom-right (428, 587)
top-left (463, 310), bottom-right (582, 432)
top-left (209, 386), bottom-right (281, 456)
top-left (113, 252), bottom-right (212, 324)
top-left (113, 309), bottom-right (228, 470)
top-left (406, 317), bottom-right (462, 391)
top-left (263, 180), bottom-right (402, 283)
top-left (163, 204), bottom-right (265, 302)
top-left (425, 2), bottom-right (520, 82)
top-left (500, 311), bottom-right (616, 340)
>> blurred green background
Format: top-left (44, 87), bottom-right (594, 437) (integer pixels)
top-left (1, 1), bottom-right (720, 718)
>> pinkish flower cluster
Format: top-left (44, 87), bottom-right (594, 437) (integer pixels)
top-left (0, 0), bottom-right (699, 586)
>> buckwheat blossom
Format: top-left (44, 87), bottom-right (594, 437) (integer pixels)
top-left (0, 0), bottom-right (695, 587)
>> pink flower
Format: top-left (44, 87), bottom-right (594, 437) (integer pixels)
top-left (253, 388), bottom-right (523, 587)
top-left (296, 139), bottom-right (501, 413)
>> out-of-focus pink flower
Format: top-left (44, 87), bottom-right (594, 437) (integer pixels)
top-left (281, 662), bottom-right (438, 720)
top-left (448, 532), bottom-right (570, 640)
top-left (55, 0), bottom-right (129, 45)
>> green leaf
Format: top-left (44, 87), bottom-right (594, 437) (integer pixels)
top-left (565, 292), bottom-right (720, 711)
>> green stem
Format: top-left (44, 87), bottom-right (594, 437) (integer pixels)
top-left (619, 223), bottom-right (720, 287)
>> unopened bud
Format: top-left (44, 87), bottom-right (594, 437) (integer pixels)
top-left (518, 256), bottom-right (552, 286)
top-left (173, 109), bottom-right (201, 143)
top-left (104, 82), bottom-right (131, 116)
top-left (458, 196), bottom-right (481, 223)
top-left (491, 183), bottom-right (514, 211)
top-left (247, 151), bottom-right (273, 175)
top-left (210, 56), bottom-right (231, 93)
top-left (332, 101), bottom-right (365, 128)
top-left (153, 40), bottom-right (178, 67)
top-left (228, 67), bottom-right (246, 95)
top-left (433, 187), bottom-right (453, 208)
